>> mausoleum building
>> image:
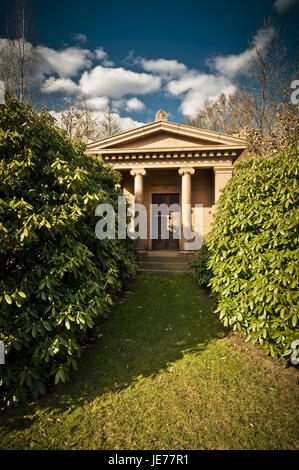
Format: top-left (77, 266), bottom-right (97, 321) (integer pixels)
top-left (87, 110), bottom-right (246, 251)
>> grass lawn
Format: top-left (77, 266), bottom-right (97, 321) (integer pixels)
top-left (0, 274), bottom-right (298, 450)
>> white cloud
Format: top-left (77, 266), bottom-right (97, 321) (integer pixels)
top-left (85, 96), bottom-right (110, 111)
top-left (167, 27), bottom-right (276, 117)
top-left (139, 58), bottom-right (187, 78)
top-left (88, 110), bottom-right (144, 131)
top-left (79, 65), bottom-right (161, 98)
top-left (208, 50), bottom-right (253, 78)
top-left (273, 0), bottom-right (298, 12)
top-left (6, 30), bottom-right (286, 123)
top-left (117, 115), bottom-right (145, 130)
top-left (37, 46), bottom-right (93, 77)
top-left (208, 26), bottom-right (276, 78)
top-left (123, 49), bottom-right (136, 66)
top-left (42, 76), bottom-right (79, 94)
top-left (85, 110), bottom-right (144, 131)
top-left (94, 47), bottom-right (114, 67)
top-left (72, 33), bottom-right (88, 44)
top-left (125, 97), bottom-right (145, 112)
top-left (111, 99), bottom-right (126, 111)
top-left (167, 71), bottom-right (236, 116)
top-left (111, 97), bottom-right (146, 113)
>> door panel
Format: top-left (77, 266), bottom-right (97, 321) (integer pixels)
top-left (152, 194), bottom-right (180, 250)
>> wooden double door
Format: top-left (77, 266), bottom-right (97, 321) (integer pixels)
top-left (151, 193), bottom-right (180, 251)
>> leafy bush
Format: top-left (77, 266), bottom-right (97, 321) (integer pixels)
top-left (207, 145), bottom-right (299, 358)
top-left (0, 98), bottom-right (136, 406)
top-left (190, 244), bottom-right (213, 288)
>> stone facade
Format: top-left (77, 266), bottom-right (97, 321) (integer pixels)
top-left (87, 111), bottom-right (246, 251)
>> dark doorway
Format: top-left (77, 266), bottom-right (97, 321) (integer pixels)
top-left (152, 194), bottom-right (180, 250)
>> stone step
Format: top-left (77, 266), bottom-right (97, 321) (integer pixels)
top-left (139, 258), bottom-right (190, 265)
top-left (137, 251), bottom-right (195, 260)
top-left (137, 251), bottom-right (194, 275)
top-left (137, 255), bottom-right (194, 263)
top-left (140, 258), bottom-right (190, 264)
top-left (138, 259), bottom-right (191, 274)
top-left (138, 268), bottom-right (188, 275)
top-left (140, 262), bottom-right (189, 271)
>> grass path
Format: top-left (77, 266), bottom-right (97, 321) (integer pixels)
top-left (0, 275), bottom-right (298, 450)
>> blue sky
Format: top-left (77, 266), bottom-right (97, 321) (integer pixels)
top-left (1, 0), bottom-right (298, 128)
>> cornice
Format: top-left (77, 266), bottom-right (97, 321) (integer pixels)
top-left (86, 120), bottom-right (247, 152)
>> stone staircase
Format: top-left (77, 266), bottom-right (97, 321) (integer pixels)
top-left (137, 250), bottom-right (195, 275)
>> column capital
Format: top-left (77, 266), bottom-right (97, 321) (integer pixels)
top-left (178, 167), bottom-right (195, 176)
top-left (130, 168), bottom-right (146, 177)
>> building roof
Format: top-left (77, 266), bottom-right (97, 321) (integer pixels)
top-left (86, 113), bottom-right (247, 155)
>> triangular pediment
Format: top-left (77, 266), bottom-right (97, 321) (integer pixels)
top-left (109, 131), bottom-right (221, 149)
top-left (87, 120), bottom-right (246, 153)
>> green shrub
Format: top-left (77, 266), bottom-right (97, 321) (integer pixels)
top-left (190, 244), bottom-right (213, 288)
top-left (0, 97), bottom-right (136, 406)
top-left (208, 145), bottom-right (299, 358)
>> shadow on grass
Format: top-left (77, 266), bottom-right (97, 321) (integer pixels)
top-left (2, 274), bottom-right (226, 429)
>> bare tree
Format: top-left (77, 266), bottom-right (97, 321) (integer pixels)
top-left (236, 19), bottom-right (293, 133)
top-left (98, 105), bottom-right (121, 138)
top-left (187, 20), bottom-right (298, 157)
top-left (52, 99), bottom-right (123, 143)
top-left (235, 21), bottom-right (298, 155)
top-left (0, 0), bottom-right (39, 103)
top-left (55, 97), bottom-right (102, 143)
top-left (241, 102), bottom-right (299, 157)
top-left (186, 92), bottom-right (249, 135)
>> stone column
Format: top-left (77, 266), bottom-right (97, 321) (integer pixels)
top-left (130, 168), bottom-right (146, 204)
top-left (130, 168), bottom-right (147, 249)
top-left (178, 167), bottom-right (195, 250)
top-left (213, 166), bottom-right (234, 203)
